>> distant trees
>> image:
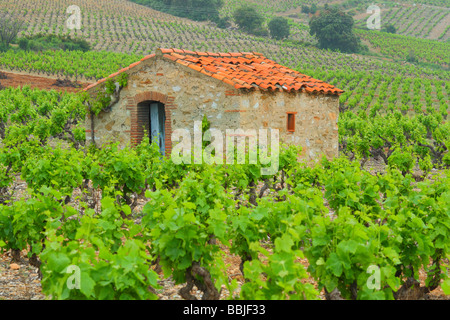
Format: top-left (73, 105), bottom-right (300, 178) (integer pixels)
top-left (0, 16), bottom-right (25, 51)
top-left (301, 4), bottom-right (318, 14)
top-left (309, 8), bottom-right (361, 53)
top-left (18, 34), bottom-right (91, 52)
top-left (268, 17), bottom-right (290, 40)
top-left (130, 0), bottom-right (227, 26)
top-left (406, 50), bottom-right (418, 64)
top-left (382, 23), bottom-right (397, 34)
top-left (233, 5), bottom-right (267, 36)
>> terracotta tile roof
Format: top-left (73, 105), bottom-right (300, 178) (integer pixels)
top-left (84, 49), bottom-right (343, 95)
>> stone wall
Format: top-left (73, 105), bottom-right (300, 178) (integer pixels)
top-left (85, 54), bottom-right (339, 163)
top-left (237, 89), bottom-right (339, 161)
top-left (85, 55), bottom-right (243, 153)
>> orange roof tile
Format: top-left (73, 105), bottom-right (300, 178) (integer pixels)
top-left (84, 48), bottom-right (344, 95)
top-left (163, 54), bottom-right (178, 62)
top-left (140, 53), bottom-right (156, 62)
top-left (128, 61), bottom-right (141, 68)
top-left (183, 49), bottom-right (197, 55)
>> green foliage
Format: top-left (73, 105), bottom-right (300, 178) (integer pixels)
top-left (301, 5), bottom-right (310, 14)
top-left (0, 42), bottom-right (9, 52)
top-left (382, 24), bottom-right (397, 34)
top-left (0, 84), bottom-right (449, 301)
top-left (0, 16), bottom-right (25, 47)
top-left (0, 187), bottom-right (66, 256)
top-left (268, 17), bottom-right (290, 40)
top-left (0, 49), bottom-right (141, 81)
top-left (339, 110), bottom-right (449, 170)
top-left (406, 50), bottom-right (419, 64)
top-left (240, 237), bottom-right (318, 300)
top-left (130, 0), bottom-right (224, 24)
top-left (233, 5), bottom-right (266, 35)
top-left (21, 145), bottom-right (85, 196)
top-left (40, 197), bottom-right (160, 300)
top-left (141, 166), bottom-right (236, 298)
top-left (142, 166), bottom-right (234, 277)
top-left (357, 29), bottom-right (449, 67)
top-left (88, 142), bottom-right (146, 208)
top-left (309, 7), bottom-right (362, 53)
top-left (305, 206), bottom-right (397, 299)
top-left (17, 34), bottom-right (91, 52)
top-left (388, 147), bottom-right (415, 175)
top-left (300, 160), bottom-right (450, 300)
top-left (85, 74), bottom-right (129, 116)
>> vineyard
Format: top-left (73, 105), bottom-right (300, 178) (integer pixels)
top-left (0, 86), bottom-right (449, 300)
top-left (355, 29), bottom-right (450, 67)
top-left (354, 2), bottom-right (450, 41)
top-left (0, 0), bottom-right (449, 301)
top-left (1, 40), bottom-right (448, 116)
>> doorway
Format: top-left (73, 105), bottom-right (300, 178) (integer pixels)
top-left (137, 101), bottom-right (166, 155)
top-left (149, 102), bottom-right (165, 156)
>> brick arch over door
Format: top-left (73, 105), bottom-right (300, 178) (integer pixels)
top-left (126, 91), bottom-right (177, 155)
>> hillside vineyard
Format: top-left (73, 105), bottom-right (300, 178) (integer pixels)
top-left (0, 0), bottom-right (449, 302)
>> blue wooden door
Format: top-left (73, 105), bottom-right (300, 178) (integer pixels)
top-left (150, 102), bottom-right (165, 156)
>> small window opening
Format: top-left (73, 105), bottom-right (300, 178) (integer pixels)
top-left (287, 112), bottom-right (296, 132)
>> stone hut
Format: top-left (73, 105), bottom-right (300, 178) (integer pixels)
top-left (83, 48), bottom-right (343, 162)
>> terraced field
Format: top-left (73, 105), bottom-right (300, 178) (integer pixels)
top-left (353, 3), bottom-right (450, 41)
top-left (243, 0), bottom-right (450, 42)
top-left (221, 0), bottom-right (314, 18)
top-left (1, 0), bottom-right (448, 115)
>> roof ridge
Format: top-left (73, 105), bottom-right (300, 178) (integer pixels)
top-left (84, 48), bottom-right (344, 95)
top-left (158, 48), bottom-right (262, 58)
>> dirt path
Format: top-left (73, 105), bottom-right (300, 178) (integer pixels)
top-left (0, 70), bottom-right (91, 93)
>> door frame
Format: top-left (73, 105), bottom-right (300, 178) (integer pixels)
top-left (128, 91), bottom-right (177, 156)
top-left (149, 102), bottom-right (166, 155)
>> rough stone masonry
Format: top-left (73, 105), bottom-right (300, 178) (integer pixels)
top-left (84, 49), bottom-right (342, 163)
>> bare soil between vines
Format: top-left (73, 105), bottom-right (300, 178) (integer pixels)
top-left (0, 70), bottom-right (91, 93)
